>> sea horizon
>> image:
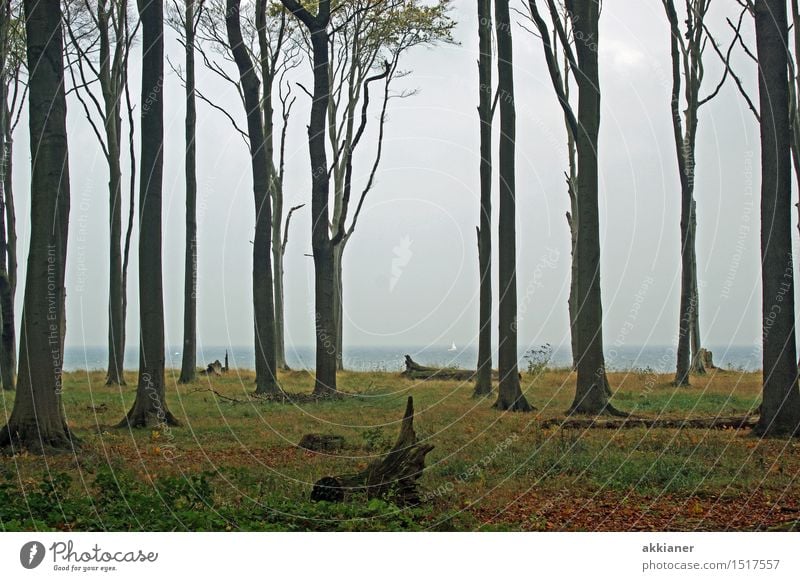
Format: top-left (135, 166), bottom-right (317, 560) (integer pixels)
top-left (62, 343), bottom-right (764, 373)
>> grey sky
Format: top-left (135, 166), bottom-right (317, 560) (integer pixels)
top-left (11, 1), bottom-right (766, 359)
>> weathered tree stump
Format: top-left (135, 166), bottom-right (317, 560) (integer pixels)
top-left (310, 396), bottom-right (434, 505)
top-left (698, 348), bottom-right (716, 370)
top-left (200, 360), bottom-right (223, 376)
top-left (402, 354), bottom-right (498, 381)
top-left (298, 433), bottom-right (346, 453)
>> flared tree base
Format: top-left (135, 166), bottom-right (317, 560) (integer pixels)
top-left (493, 393), bottom-right (534, 412)
top-left (566, 401), bottom-right (629, 418)
top-left (116, 408), bottom-right (181, 429)
top-left (0, 422), bottom-right (79, 455)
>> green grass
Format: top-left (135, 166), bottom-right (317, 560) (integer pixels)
top-left (1, 367), bottom-right (798, 531)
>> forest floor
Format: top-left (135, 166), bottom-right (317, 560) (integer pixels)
top-left (2, 366), bottom-right (799, 531)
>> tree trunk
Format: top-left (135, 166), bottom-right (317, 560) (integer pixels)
top-left (333, 240), bottom-right (344, 371)
top-left (689, 199), bottom-right (705, 375)
top-left (227, 0), bottom-right (280, 395)
top-left (493, 0), bottom-right (531, 412)
top-left (118, 0), bottom-right (179, 428)
top-left (0, 2), bottom-right (16, 391)
top-left (0, 0), bottom-right (74, 451)
top-left (105, 118), bottom-right (125, 386)
top-left (281, 1), bottom-right (337, 396)
top-left (473, 0), bottom-right (493, 398)
top-left (754, 0), bottom-right (800, 437)
top-left (179, 0), bottom-right (198, 384)
top-left (272, 237), bottom-right (288, 369)
top-left (0, 124), bottom-right (15, 391)
top-left (94, 5), bottom-right (126, 387)
top-left (566, 0), bottom-right (621, 416)
top-left (674, 182), bottom-right (694, 386)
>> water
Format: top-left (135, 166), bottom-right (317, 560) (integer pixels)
top-left (63, 344), bottom-right (762, 373)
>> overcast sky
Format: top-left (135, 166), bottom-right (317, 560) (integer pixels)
top-left (10, 1), bottom-right (771, 360)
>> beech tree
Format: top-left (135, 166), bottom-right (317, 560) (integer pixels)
top-left (524, 0), bottom-right (579, 370)
top-left (64, 0), bottom-right (138, 386)
top-left (168, 0), bottom-right (204, 383)
top-left (754, 0), bottom-right (800, 437)
top-left (661, 0), bottom-right (743, 386)
top-left (118, 0), bottom-right (180, 427)
top-left (473, 0), bottom-right (493, 398)
top-left (224, 0), bottom-right (282, 394)
top-left (0, 0), bottom-right (74, 451)
top-left (493, 0), bottom-right (531, 412)
top-left (0, 0), bottom-right (23, 391)
top-left (317, 0), bottom-right (454, 371)
top-left (281, 0), bottom-right (337, 395)
top-left (187, 0), bottom-right (300, 372)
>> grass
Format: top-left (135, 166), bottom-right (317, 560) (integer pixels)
top-left (1, 366), bottom-right (799, 531)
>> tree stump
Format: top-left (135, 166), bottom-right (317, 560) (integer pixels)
top-left (698, 348), bottom-right (716, 370)
top-left (298, 433), bottom-right (346, 453)
top-left (200, 360), bottom-right (223, 376)
top-left (310, 396), bottom-right (434, 505)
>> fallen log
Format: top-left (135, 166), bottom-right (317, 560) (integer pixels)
top-left (310, 396), bottom-right (434, 505)
top-left (402, 354), bottom-right (498, 381)
top-left (540, 415), bottom-right (757, 431)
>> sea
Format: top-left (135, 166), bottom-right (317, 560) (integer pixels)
top-left (62, 344), bottom-right (763, 373)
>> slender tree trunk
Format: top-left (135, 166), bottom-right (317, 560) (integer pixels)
top-left (754, 0), bottom-right (800, 437)
top-left (473, 0), bottom-right (493, 398)
top-left (105, 122), bottom-right (125, 385)
top-left (0, 3), bottom-right (15, 391)
top-left (566, 0), bottom-right (621, 416)
top-left (1, 118), bottom-right (15, 392)
top-left (309, 19), bottom-right (338, 396)
top-left (567, 172), bottom-right (578, 371)
top-left (118, 0), bottom-right (179, 428)
top-left (493, 0), bottom-right (531, 412)
top-left (95, 5), bottom-right (126, 387)
top-left (179, 0), bottom-right (198, 384)
top-left (227, 0), bottom-right (279, 395)
top-left (688, 200), bottom-right (705, 374)
top-left (0, 0), bottom-right (74, 451)
top-left (272, 235), bottom-right (288, 369)
top-left (333, 241), bottom-right (344, 371)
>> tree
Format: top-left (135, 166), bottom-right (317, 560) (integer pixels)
top-left (0, 0), bottom-right (74, 451)
top-left (186, 0), bottom-right (300, 372)
top-left (523, 0), bottom-right (579, 370)
top-left (754, 0), bottom-right (800, 437)
top-left (662, 0), bottom-right (742, 386)
top-left (529, 0), bottom-right (622, 415)
top-left (172, 0), bottom-right (204, 384)
top-left (118, 0), bottom-right (180, 427)
top-left (473, 0), bottom-right (493, 398)
top-left (281, 0), bottom-right (336, 395)
top-left (64, 0), bottom-right (138, 386)
top-left (320, 0), bottom-right (454, 371)
top-left (225, 0), bottom-right (281, 394)
top-left (0, 0), bottom-right (23, 391)
top-left (493, 0), bottom-right (531, 412)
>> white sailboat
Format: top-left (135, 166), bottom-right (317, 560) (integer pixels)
top-left (448, 341), bottom-right (457, 352)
